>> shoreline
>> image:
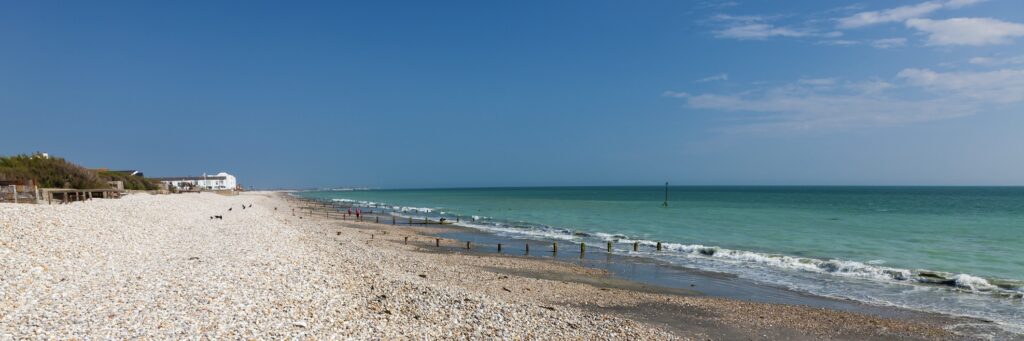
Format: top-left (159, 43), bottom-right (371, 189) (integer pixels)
top-left (295, 190), bottom-right (1024, 337)
top-left (286, 194), bottom-right (1001, 340)
top-left (0, 192), bottom-right (1006, 339)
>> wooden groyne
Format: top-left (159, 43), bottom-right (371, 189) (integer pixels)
top-left (282, 194), bottom-right (672, 257)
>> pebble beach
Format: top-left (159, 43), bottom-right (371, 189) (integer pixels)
top-left (0, 192), bottom-right (979, 339)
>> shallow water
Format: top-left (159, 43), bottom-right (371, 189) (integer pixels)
top-left (299, 186), bottom-right (1024, 334)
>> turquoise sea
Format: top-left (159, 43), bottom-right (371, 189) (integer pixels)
top-left (299, 186), bottom-right (1024, 333)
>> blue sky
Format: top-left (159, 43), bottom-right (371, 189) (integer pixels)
top-left (2, 0), bottom-right (1023, 188)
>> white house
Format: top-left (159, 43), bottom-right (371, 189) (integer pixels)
top-left (155, 172), bottom-right (238, 191)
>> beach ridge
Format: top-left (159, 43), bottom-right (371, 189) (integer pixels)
top-left (0, 192), bottom-right (973, 339)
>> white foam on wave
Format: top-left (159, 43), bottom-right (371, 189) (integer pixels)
top-left (453, 218), bottom-right (1016, 297)
top-left (656, 243), bottom-right (917, 283)
top-left (954, 274), bottom-right (998, 291)
top-left (329, 198), bottom-right (435, 213)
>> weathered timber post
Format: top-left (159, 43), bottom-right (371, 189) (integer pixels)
top-left (376, 216), bottom-right (379, 223)
top-left (525, 243), bottom-right (530, 254)
top-left (580, 242), bottom-right (586, 254)
top-left (657, 242), bottom-right (663, 251)
top-left (663, 182), bottom-right (669, 207)
top-left (392, 216), bottom-right (396, 225)
top-left (466, 241), bottom-right (471, 249)
top-left (404, 236), bottom-right (408, 245)
top-left (497, 243), bottom-right (502, 252)
top-left (435, 238), bottom-right (440, 247)
top-left (633, 242), bottom-right (639, 252)
top-left (553, 242), bottom-right (558, 253)
top-left (607, 241), bottom-right (613, 252)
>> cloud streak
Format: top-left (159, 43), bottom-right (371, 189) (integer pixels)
top-left (871, 38), bottom-right (907, 49)
top-left (897, 68), bottom-right (1024, 103)
top-left (906, 17), bottom-right (1024, 46)
top-left (969, 55), bottom-right (1024, 66)
top-left (666, 67), bottom-right (1024, 132)
top-left (695, 73), bottom-right (730, 83)
top-left (710, 14), bottom-right (816, 40)
top-left (836, 0), bottom-right (984, 29)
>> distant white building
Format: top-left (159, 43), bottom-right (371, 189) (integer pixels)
top-left (155, 172), bottom-right (238, 191)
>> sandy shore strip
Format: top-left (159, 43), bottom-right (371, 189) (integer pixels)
top-left (0, 192), bottom-right (985, 339)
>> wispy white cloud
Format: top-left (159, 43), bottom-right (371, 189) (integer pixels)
top-left (897, 68), bottom-right (1024, 103)
top-left (871, 38), bottom-right (907, 48)
top-left (797, 78), bottom-right (837, 86)
top-left (817, 39), bottom-right (860, 46)
top-left (969, 55), bottom-right (1024, 66)
top-left (665, 67), bottom-right (1024, 131)
top-left (669, 89), bottom-right (973, 132)
top-left (906, 17), bottom-right (1024, 46)
top-left (695, 73), bottom-right (730, 83)
top-left (711, 14), bottom-right (814, 40)
top-left (845, 79), bottom-right (894, 94)
top-left (836, 0), bottom-right (984, 29)
top-left (712, 23), bottom-right (806, 38)
top-left (715, 23), bottom-right (811, 40)
top-left (696, 1), bottom-right (739, 10)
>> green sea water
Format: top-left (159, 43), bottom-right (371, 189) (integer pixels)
top-left (299, 186), bottom-right (1024, 332)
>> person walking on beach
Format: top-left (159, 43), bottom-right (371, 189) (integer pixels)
top-left (347, 208), bottom-right (352, 216)
top-left (355, 208), bottom-right (361, 219)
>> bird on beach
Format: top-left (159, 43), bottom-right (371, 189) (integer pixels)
top-left (228, 207), bottom-right (233, 211)
top-left (248, 204), bottom-right (252, 208)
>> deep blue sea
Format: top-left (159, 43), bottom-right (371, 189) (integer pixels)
top-left (298, 186), bottom-right (1024, 334)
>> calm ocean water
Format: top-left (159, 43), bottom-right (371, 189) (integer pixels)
top-left (299, 186), bottom-right (1024, 333)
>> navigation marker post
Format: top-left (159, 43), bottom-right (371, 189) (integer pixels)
top-left (663, 182), bottom-right (669, 207)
